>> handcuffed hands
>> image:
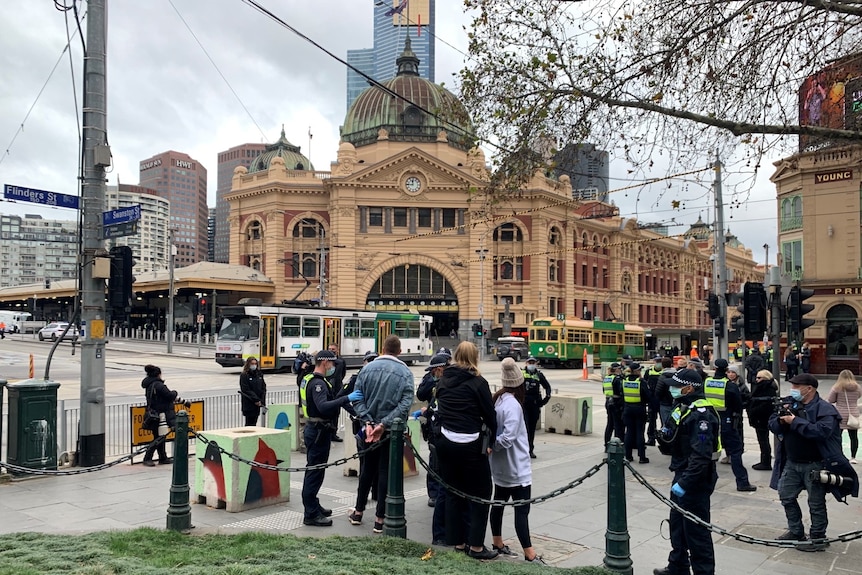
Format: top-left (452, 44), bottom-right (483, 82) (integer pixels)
top-left (671, 483), bottom-right (685, 497)
top-left (347, 390), bottom-right (364, 402)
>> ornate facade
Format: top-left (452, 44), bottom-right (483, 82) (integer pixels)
top-left (227, 44), bottom-right (759, 351)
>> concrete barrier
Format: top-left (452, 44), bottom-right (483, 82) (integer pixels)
top-left (545, 395), bottom-right (593, 436)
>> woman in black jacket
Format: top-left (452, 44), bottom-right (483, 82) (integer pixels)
top-left (239, 357), bottom-right (267, 426)
top-left (434, 341), bottom-right (499, 560)
top-left (747, 368), bottom-right (779, 471)
top-left (141, 364), bottom-right (180, 466)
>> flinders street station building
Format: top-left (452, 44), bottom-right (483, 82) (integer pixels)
top-left (226, 42), bottom-right (760, 352)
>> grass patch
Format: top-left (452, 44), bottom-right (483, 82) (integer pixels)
top-left (0, 529), bottom-right (614, 574)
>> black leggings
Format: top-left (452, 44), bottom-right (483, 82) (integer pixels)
top-left (490, 484), bottom-right (532, 550)
top-left (436, 435), bottom-right (492, 547)
top-left (845, 428), bottom-right (859, 458)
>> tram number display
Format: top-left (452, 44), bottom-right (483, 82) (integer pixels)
top-left (129, 401), bottom-right (205, 448)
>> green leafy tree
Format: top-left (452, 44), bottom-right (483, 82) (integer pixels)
top-left (459, 0), bottom-right (862, 186)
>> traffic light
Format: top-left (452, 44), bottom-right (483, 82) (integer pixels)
top-left (743, 282), bottom-right (767, 338)
top-left (472, 323), bottom-right (483, 337)
top-left (44, 278), bottom-right (51, 290)
top-left (199, 296), bottom-right (208, 317)
top-left (707, 293), bottom-right (720, 319)
top-left (731, 291), bottom-right (746, 335)
top-left (789, 286), bottom-right (815, 334)
top-left (108, 246), bottom-right (134, 310)
top-left (713, 317), bottom-right (724, 337)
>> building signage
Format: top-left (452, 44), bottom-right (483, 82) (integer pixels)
top-left (812, 286), bottom-right (862, 296)
top-left (140, 159), bottom-right (162, 171)
top-left (3, 184), bottom-right (80, 209)
top-left (102, 205), bottom-right (141, 227)
top-left (176, 159), bottom-right (194, 169)
top-left (102, 221), bottom-right (138, 239)
top-left (814, 170), bottom-right (853, 184)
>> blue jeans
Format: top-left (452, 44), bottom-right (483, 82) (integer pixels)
top-left (778, 460), bottom-right (828, 537)
top-left (302, 423), bottom-right (332, 520)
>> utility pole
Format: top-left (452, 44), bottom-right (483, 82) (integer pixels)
top-left (78, 0), bottom-right (109, 466)
top-left (318, 227), bottom-right (327, 306)
top-left (712, 153), bottom-right (729, 361)
top-left (167, 229), bottom-right (175, 354)
top-left (476, 244), bottom-right (488, 360)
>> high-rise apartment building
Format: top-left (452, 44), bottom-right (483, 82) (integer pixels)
top-left (104, 184), bottom-right (171, 272)
top-left (346, 0), bottom-right (435, 110)
top-left (208, 207), bottom-right (216, 262)
top-left (0, 214), bottom-right (78, 287)
top-left (215, 143), bottom-right (266, 263)
top-left (138, 151), bottom-right (208, 268)
top-left (553, 143), bottom-right (610, 203)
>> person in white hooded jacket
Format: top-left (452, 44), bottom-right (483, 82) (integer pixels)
top-left (489, 357), bottom-right (547, 565)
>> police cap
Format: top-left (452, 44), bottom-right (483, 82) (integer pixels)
top-left (314, 349), bottom-right (337, 362)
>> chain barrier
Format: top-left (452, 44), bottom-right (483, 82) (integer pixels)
top-left (409, 441), bottom-right (606, 507)
top-left (0, 435), bottom-right (168, 476)
top-left (624, 460), bottom-right (862, 547)
top-left (190, 429), bottom-right (385, 473)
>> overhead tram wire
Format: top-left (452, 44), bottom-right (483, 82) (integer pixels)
top-left (169, 0), bottom-right (269, 142)
top-left (0, 9), bottom-right (87, 170)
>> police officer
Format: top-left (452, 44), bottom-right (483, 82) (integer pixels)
top-left (622, 362), bottom-right (650, 463)
top-left (654, 369), bottom-right (720, 575)
top-left (646, 355), bottom-right (664, 446)
top-left (603, 362), bottom-right (625, 445)
top-left (300, 349), bottom-right (362, 526)
top-left (704, 358), bottom-right (757, 492)
top-left (522, 357), bottom-right (552, 458)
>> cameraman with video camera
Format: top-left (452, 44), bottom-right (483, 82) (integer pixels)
top-left (768, 374), bottom-right (858, 551)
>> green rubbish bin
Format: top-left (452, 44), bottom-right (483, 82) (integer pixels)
top-left (7, 378), bottom-right (61, 473)
top-left (0, 379), bottom-right (6, 467)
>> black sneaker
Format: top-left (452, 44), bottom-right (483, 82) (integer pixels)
top-left (347, 508), bottom-right (363, 525)
top-left (492, 544), bottom-right (518, 557)
top-left (777, 530), bottom-right (807, 541)
top-left (467, 546), bottom-right (499, 560)
top-left (530, 452), bottom-right (537, 459)
top-left (142, 460), bottom-right (155, 467)
top-left (373, 520), bottom-right (384, 534)
top-left (751, 462), bottom-right (772, 471)
top-left (639, 457), bottom-right (650, 464)
top-left (737, 484), bottom-right (757, 492)
top-left (796, 540), bottom-right (829, 552)
top-left (321, 508), bottom-right (332, 517)
top-left (158, 457), bottom-right (174, 465)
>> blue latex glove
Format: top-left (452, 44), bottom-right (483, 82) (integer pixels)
top-left (347, 390), bottom-right (363, 402)
top-left (671, 483), bottom-right (685, 497)
top-left (411, 409), bottom-right (423, 419)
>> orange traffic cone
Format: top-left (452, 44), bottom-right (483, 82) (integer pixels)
top-left (582, 348), bottom-right (588, 380)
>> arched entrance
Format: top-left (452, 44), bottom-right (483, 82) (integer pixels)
top-left (365, 263), bottom-right (459, 339)
top-left (825, 304), bottom-right (860, 374)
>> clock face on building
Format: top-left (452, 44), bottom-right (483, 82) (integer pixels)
top-left (405, 176), bottom-right (422, 193)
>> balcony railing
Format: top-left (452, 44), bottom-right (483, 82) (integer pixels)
top-left (780, 216), bottom-right (803, 232)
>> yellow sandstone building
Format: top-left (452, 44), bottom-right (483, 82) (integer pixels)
top-left (227, 43), bottom-right (760, 352)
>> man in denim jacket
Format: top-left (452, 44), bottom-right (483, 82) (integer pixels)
top-left (347, 334), bottom-right (414, 533)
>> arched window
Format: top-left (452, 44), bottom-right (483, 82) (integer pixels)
top-left (782, 198), bottom-right (792, 220)
top-left (293, 218), bottom-right (323, 238)
top-left (549, 259), bottom-right (558, 282)
top-left (494, 222), bottom-right (523, 242)
top-left (246, 220), bottom-right (262, 240)
top-left (792, 196), bottom-right (803, 218)
top-left (826, 304), bottom-right (858, 357)
top-left (494, 257), bottom-right (523, 281)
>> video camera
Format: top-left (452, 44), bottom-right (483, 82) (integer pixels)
top-left (773, 396), bottom-right (799, 418)
top-left (809, 468), bottom-right (855, 488)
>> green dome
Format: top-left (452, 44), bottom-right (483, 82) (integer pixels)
top-left (248, 128), bottom-right (313, 172)
top-left (341, 39), bottom-right (474, 151)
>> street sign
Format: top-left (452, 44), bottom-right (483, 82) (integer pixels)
top-left (197, 314), bottom-right (205, 324)
top-left (129, 400), bottom-right (204, 448)
top-left (102, 221), bottom-right (139, 239)
top-left (102, 205), bottom-right (141, 227)
top-left (3, 184), bottom-right (80, 209)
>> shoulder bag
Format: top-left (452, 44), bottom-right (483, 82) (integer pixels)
top-left (845, 392), bottom-right (860, 430)
top-left (144, 385), bottom-right (161, 430)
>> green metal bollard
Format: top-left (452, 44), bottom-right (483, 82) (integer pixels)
top-left (383, 417), bottom-right (406, 538)
top-left (604, 438), bottom-right (633, 575)
top-left (166, 410), bottom-right (192, 532)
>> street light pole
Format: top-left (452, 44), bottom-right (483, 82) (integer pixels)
top-left (167, 229), bottom-right (175, 354)
top-left (476, 244), bottom-right (488, 360)
top-left (712, 153), bottom-right (729, 360)
top-left (318, 227), bottom-right (327, 306)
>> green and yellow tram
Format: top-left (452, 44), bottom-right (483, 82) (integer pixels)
top-left (528, 317), bottom-right (645, 368)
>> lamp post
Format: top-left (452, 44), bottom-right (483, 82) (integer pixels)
top-left (476, 245), bottom-right (489, 360)
top-left (763, 244), bottom-right (769, 282)
top-left (167, 229), bottom-right (176, 354)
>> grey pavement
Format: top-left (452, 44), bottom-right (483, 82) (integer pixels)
top-left (2, 402), bottom-right (861, 575)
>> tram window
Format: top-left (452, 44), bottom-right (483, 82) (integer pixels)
top-left (344, 319), bottom-right (360, 338)
top-left (394, 320), bottom-right (420, 338)
top-left (534, 329), bottom-right (546, 340)
top-left (281, 316), bottom-right (301, 337)
top-left (303, 317), bottom-right (320, 337)
top-left (360, 319), bottom-right (376, 338)
top-left (218, 317), bottom-right (260, 341)
top-left (547, 329), bottom-right (559, 340)
top-left (601, 331), bottom-right (618, 344)
top-left (624, 333), bottom-right (643, 345)
top-left (567, 330), bottom-right (590, 344)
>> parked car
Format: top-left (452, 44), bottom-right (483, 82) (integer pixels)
top-left (38, 322), bottom-right (78, 342)
top-left (495, 336), bottom-right (529, 361)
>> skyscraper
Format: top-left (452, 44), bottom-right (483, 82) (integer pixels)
top-left (553, 143), bottom-right (610, 203)
top-left (138, 151), bottom-right (208, 268)
top-left (215, 143), bottom-right (266, 263)
top-left (346, 0), bottom-right (435, 110)
top-left (104, 184), bottom-right (171, 273)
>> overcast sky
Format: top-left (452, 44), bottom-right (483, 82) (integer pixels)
top-left (0, 0), bottom-right (778, 267)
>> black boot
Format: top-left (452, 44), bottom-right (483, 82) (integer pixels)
top-left (752, 456), bottom-right (772, 471)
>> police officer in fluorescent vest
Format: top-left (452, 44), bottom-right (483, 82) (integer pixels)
top-left (603, 362), bottom-right (625, 445)
top-left (654, 369), bottom-right (721, 575)
top-left (646, 355), bottom-right (664, 446)
top-left (300, 349), bottom-right (362, 526)
top-left (705, 358), bottom-right (757, 493)
top-left (622, 362), bottom-right (650, 464)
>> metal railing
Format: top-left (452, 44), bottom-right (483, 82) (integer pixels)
top-left (56, 387), bottom-right (298, 458)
